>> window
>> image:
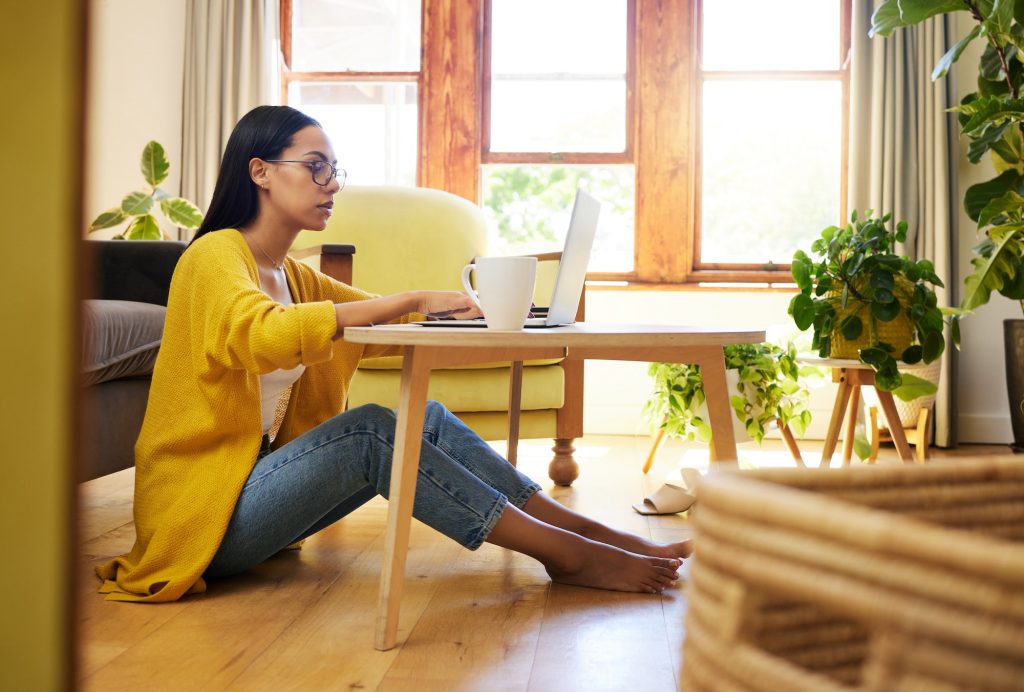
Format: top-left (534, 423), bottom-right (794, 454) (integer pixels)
top-left (697, 0), bottom-right (847, 276)
top-left (482, 0), bottom-right (633, 273)
top-left (281, 0), bottom-right (851, 285)
top-left (281, 0), bottom-right (420, 186)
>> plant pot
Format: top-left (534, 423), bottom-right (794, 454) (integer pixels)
top-left (828, 277), bottom-right (914, 359)
top-left (1005, 319), bottom-right (1024, 453)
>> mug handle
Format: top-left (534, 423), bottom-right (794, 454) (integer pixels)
top-left (460, 264), bottom-right (484, 311)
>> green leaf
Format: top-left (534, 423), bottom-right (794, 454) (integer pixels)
top-left (967, 121), bottom-right (1010, 163)
top-left (901, 345), bottom-right (924, 364)
top-left (875, 366), bottom-right (903, 392)
top-left (840, 315), bottom-right (863, 340)
top-left (121, 190), bottom-right (153, 215)
top-left (892, 373), bottom-right (938, 401)
top-left (990, 0), bottom-right (1016, 34)
top-left (922, 330), bottom-right (946, 362)
top-left (933, 24), bottom-right (982, 80)
top-left (789, 294), bottom-right (816, 331)
top-left (959, 96), bottom-right (1024, 136)
top-left (870, 0), bottom-right (968, 38)
top-left (962, 225), bottom-right (1024, 310)
top-left (871, 299), bottom-right (902, 322)
top-left (124, 214), bottom-right (162, 240)
top-left (141, 141), bottom-right (170, 187)
top-left (159, 197), bottom-right (204, 229)
top-left (88, 207), bottom-right (126, 231)
top-left (791, 252), bottom-right (812, 291)
top-left (964, 170), bottom-right (1024, 221)
top-left (860, 347), bottom-right (889, 368)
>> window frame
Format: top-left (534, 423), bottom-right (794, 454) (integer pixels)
top-left (279, 0), bottom-right (852, 287)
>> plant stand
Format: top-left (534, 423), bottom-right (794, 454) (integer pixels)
top-left (642, 420), bottom-right (805, 473)
top-left (802, 358), bottom-right (917, 467)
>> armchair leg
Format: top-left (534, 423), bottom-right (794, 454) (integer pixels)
top-left (549, 438), bottom-right (578, 487)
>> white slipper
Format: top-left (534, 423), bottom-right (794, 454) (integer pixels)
top-left (633, 468), bottom-right (702, 515)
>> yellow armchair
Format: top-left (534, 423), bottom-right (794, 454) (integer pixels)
top-left (290, 185), bottom-right (585, 485)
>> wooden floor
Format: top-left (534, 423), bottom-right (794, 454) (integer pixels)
top-left (76, 435), bottom-right (1013, 692)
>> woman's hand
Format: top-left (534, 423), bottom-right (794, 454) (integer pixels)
top-left (417, 291), bottom-right (482, 320)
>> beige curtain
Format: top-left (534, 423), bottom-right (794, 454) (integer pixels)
top-left (181, 0), bottom-right (278, 227)
top-left (848, 0), bottom-right (956, 446)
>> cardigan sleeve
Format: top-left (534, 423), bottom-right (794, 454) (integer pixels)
top-left (183, 239), bottom-right (338, 374)
top-left (294, 261), bottom-right (423, 359)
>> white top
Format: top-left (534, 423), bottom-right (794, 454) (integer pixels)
top-left (258, 281), bottom-right (304, 434)
top-left (260, 364), bottom-right (305, 434)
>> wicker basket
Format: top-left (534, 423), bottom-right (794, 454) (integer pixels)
top-left (827, 277), bottom-right (914, 359)
top-left (681, 457), bottom-right (1024, 691)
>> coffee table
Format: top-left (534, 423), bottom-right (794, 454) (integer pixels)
top-left (342, 322), bottom-right (766, 650)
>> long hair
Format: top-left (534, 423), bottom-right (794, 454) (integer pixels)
top-left (190, 105), bottom-right (321, 244)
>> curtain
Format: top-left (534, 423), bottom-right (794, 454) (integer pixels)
top-left (847, 0), bottom-right (957, 447)
top-left (181, 0), bottom-right (278, 227)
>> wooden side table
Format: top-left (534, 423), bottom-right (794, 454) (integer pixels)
top-left (806, 358), bottom-right (917, 467)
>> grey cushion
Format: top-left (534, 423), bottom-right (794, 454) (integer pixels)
top-left (82, 300), bottom-right (165, 386)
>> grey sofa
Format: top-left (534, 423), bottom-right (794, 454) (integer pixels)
top-left (81, 240), bottom-right (186, 482)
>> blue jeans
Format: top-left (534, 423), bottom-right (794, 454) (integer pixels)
top-left (204, 401), bottom-right (541, 579)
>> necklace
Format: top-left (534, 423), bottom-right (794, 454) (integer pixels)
top-left (251, 236), bottom-right (285, 271)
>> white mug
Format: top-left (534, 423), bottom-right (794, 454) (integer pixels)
top-left (461, 256), bottom-right (537, 330)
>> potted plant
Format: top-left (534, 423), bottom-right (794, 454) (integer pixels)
top-left (788, 211), bottom-right (947, 393)
top-left (871, 1), bottom-right (1024, 448)
top-left (644, 341), bottom-right (814, 446)
top-left (88, 141), bottom-right (203, 239)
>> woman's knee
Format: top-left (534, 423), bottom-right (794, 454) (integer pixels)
top-left (350, 402), bottom-right (396, 424)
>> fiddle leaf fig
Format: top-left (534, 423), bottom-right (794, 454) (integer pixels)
top-left (873, 0), bottom-right (1024, 320)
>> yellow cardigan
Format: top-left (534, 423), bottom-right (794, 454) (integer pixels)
top-left (97, 229), bottom-right (402, 602)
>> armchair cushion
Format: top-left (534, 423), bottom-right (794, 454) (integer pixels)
top-left (81, 299), bottom-right (166, 386)
top-left (349, 364), bottom-right (564, 412)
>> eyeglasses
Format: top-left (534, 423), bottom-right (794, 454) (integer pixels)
top-left (263, 159), bottom-right (346, 189)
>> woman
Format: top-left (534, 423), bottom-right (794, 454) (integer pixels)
top-left (97, 105), bottom-right (691, 603)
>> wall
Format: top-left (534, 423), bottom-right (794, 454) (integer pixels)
top-left (85, 0), bottom-right (187, 238)
top-left (950, 13), bottom-right (1018, 444)
top-left (0, 1), bottom-right (83, 688)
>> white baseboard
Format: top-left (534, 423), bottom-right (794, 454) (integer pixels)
top-left (958, 413), bottom-right (1013, 445)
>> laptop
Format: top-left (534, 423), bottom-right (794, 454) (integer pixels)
top-left (417, 188), bottom-right (601, 329)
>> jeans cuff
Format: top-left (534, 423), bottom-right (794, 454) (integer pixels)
top-left (507, 481), bottom-right (541, 510)
top-left (465, 494), bottom-right (508, 551)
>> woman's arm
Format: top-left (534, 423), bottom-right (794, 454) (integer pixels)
top-left (333, 290), bottom-right (479, 338)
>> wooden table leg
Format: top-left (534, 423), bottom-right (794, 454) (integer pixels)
top-left (375, 346), bottom-right (432, 651)
top-left (875, 387), bottom-right (914, 463)
top-left (506, 360), bottom-right (523, 466)
top-left (697, 346), bottom-right (738, 464)
top-left (643, 426), bottom-right (668, 474)
top-left (777, 418), bottom-right (805, 467)
top-left (841, 384), bottom-right (861, 466)
top-left (821, 369), bottom-right (854, 468)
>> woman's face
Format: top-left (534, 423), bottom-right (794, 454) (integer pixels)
top-left (259, 124), bottom-right (341, 232)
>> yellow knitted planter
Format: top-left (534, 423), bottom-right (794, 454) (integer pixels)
top-left (827, 277), bottom-right (914, 359)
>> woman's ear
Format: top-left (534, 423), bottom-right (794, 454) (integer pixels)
top-left (249, 158), bottom-right (271, 189)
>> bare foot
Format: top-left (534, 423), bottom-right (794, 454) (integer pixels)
top-left (545, 539), bottom-right (681, 594)
top-left (577, 524), bottom-right (694, 561)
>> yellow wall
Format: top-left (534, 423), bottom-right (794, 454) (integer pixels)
top-left (0, 1), bottom-right (84, 688)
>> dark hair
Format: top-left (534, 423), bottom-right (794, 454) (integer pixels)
top-left (190, 105), bottom-right (321, 244)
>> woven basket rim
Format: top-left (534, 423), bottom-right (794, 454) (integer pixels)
top-left (698, 458), bottom-right (1024, 587)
